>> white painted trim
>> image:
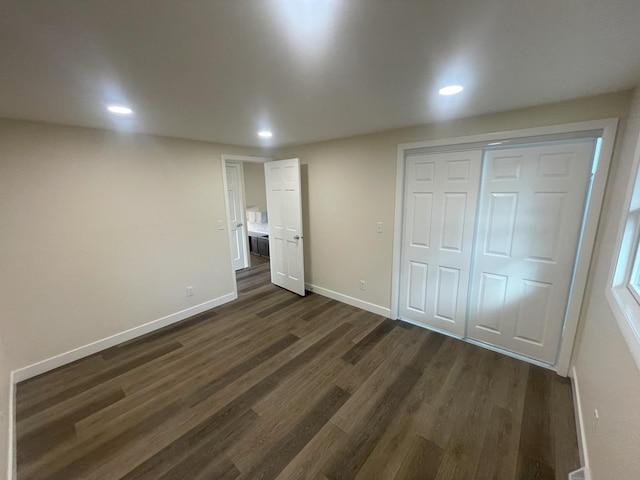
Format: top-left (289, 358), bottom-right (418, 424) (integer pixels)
top-left (305, 283), bottom-right (391, 318)
top-left (237, 161), bottom-right (252, 270)
top-left (396, 119), bottom-right (617, 152)
top-left (570, 366), bottom-right (591, 476)
top-left (7, 371), bottom-right (15, 480)
top-left (556, 120), bottom-right (618, 375)
top-left (220, 154), bottom-right (272, 164)
top-left (606, 287), bottom-right (640, 370)
top-left (11, 293), bottom-right (235, 383)
top-left (605, 119), bottom-right (640, 372)
top-left (238, 162), bottom-right (251, 270)
top-left (391, 118), bottom-right (619, 375)
top-left (390, 143), bottom-right (406, 321)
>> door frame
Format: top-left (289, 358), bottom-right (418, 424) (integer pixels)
top-left (221, 154), bottom-right (272, 293)
top-left (391, 118), bottom-right (618, 376)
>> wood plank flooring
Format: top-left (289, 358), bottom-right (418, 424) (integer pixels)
top-left (16, 254), bottom-right (581, 479)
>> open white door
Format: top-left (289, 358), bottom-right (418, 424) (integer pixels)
top-left (225, 161), bottom-right (249, 271)
top-left (264, 158), bottom-right (305, 296)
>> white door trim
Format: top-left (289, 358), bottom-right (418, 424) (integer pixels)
top-left (391, 118), bottom-right (619, 376)
top-left (221, 154), bottom-right (273, 293)
top-left (222, 154), bottom-right (272, 164)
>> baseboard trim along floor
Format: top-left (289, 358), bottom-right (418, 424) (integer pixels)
top-left (11, 292), bottom-right (237, 384)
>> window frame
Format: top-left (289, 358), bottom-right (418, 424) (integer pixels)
top-left (627, 219), bottom-right (640, 303)
top-left (607, 127), bottom-right (640, 371)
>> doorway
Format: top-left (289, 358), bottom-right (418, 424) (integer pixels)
top-left (221, 155), bottom-right (272, 277)
top-left (222, 155), bottom-right (307, 298)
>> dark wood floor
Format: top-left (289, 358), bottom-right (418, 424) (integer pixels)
top-left (16, 253), bottom-right (580, 479)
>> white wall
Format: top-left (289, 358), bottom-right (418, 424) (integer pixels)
top-left (1, 90), bottom-right (638, 479)
top-left (279, 91), bottom-right (633, 315)
top-left (570, 87), bottom-right (640, 480)
top-left (0, 119), bottom-right (257, 478)
top-left (243, 162), bottom-right (268, 212)
top-left (277, 89), bottom-right (639, 478)
top-left (0, 120), bottom-right (257, 371)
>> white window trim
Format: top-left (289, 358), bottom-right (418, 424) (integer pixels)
top-left (606, 127), bottom-right (640, 371)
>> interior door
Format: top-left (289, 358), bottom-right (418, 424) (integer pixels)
top-left (398, 150), bottom-right (482, 336)
top-left (468, 139), bottom-right (596, 363)
top-left (264, 158), bottom-right (305, 296)
top-left (225, 162), bottom-right (249, 271)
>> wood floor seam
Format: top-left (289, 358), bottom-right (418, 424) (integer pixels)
top-left (15, 255), bottom-right (581, 480)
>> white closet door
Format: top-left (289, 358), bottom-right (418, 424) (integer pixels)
top-left (399, 150), bottom-right (482, 336)
top-left (468, 139), bottom-right (595, 363)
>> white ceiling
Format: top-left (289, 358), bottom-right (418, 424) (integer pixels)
top-left (1, 1), bottom-right (639, 148)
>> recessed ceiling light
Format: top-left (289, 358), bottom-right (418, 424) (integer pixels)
top-left (258, 131), bottom-right (273, 138)
top-left (438, 85), bottom-right (464, 96)
top-left (107, 105), bottom-right (133, 115)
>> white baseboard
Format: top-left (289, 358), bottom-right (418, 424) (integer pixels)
top-left (11, 292), bottom-right (236, 384)
top-left (7, 371), bottom-right (15, 480)
top-left (305, 283), bottom-right (391, 318)
top-left (570, 366), bottom-right (591, 478)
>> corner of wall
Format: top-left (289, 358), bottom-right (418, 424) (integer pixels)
top-left (12, 291), bottom-right (236, 383)
top-left (569, 366), bottom-right (590, 475)
top-left (7, 371), bottom-right (15, 480)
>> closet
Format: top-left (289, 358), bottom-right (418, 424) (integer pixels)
top-left (398, 137), bottom-right (597, 365)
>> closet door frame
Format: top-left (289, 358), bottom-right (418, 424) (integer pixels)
top-left (391, 118), bottom-right (618, 377)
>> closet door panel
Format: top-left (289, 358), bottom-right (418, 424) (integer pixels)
top-left (468, 139), bottom-right (596, 364)
top-left (399, 150), bottom-right (482, 336)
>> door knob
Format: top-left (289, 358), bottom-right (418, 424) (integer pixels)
top-left (237, 223), bottom-right (243, 227)
top-left (294, 235), bottom-right (302, 240)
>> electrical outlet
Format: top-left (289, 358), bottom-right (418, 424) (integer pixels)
top-left (218, 220), bottom-right (225, 230)
top-left (359, 280), bottom-right (366, 290)
top-left (592, 408), bottom-right (599, 433)
top-left (187, 286), bottom-right (194, 297)
top-left (376, 222), bottom-right (383, 233)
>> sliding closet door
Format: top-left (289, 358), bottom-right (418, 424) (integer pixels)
top-left (468, 139), bottom-right (595, 363)
top-left (398, 150), bottom-right (482, 336)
